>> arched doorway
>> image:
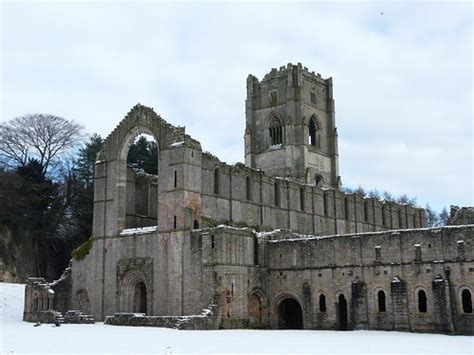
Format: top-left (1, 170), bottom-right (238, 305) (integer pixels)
top-left (133, 282), bottom-right (147, 313)
top-left (278, 298), bottom-right (303, 329)
top-left (338, 294), bottom-right (348, 330)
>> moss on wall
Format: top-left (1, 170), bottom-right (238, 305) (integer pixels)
top-left (71, 238), bottom-right (93, 261)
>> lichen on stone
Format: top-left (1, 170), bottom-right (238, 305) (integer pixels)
top-left (71, 238), bottom-right (93, 261)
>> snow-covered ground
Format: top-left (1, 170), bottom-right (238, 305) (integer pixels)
top-left (0, 283), bottom-right (472, 355)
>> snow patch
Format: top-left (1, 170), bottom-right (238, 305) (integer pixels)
top-left (120, 225), bottom-right (157, 236)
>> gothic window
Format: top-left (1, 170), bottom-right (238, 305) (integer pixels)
top-left (269, 116), bottom-right (283, 146)
top-left (300, 187), bottom-right (305, 211)
top-left (319, 294), bottom-right (326, 312)
top-left (462, 289), bottom-right (472, 313)
top-left (308, 117), bottom-right (320, 147)
top-left (274, 182), bottom-right (281, 207)
top-left (377, 290), bottom-right (386, 312)
top-left (246, 176), bottom-right (252, 201)
top-left (213, 168), bottom-right (219, 194)
top-left (418, 289), bottom-right (427, 313)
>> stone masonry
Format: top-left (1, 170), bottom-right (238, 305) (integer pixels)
top-left (24, 64), bottom-right (473, 334)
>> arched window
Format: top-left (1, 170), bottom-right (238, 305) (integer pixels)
top-left (377, 290), bottom-right (386, 312)
top-left (418, 290), bottom-right (427, 313)
top-left (308, 117), bottom-right (320, 147)
top-left (173, 216), bottom-right (177, 230)
top-left (213, 168), bottom-right (219, 194)
top-left (246, 176), bottom-right (252, 201)
top-left (319, 294), bottom-right (326, 312)
top-left (300, 187), bottom-right (305, 211)
top-left (462, 289), bottom-right (473, 313)
top-left (274, 182), bottom-right (281, 207)
top-left (269, 116), bottom-right (283, 146)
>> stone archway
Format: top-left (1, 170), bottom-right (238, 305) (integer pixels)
top-left (277, 297), bottom-right (303, 329)
top-left (119, 270), bottom-right (149, 314)
top-left (248, 289), bottom-right (267, 328)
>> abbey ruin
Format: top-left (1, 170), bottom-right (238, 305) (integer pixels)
top-left (24, 64), bottom-right (473, 334)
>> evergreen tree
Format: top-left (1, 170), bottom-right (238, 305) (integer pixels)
top-left (438, 207), bottom-right (449, 226)
top-left (127, 135), bottom-right (158, 174)
top-left (425, 204), bottom-right (439, 227)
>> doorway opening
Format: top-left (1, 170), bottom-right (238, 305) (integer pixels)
top-left (277, 298), bottom-right (303, 329)
top-left (338, 294), bottom-right (348, 330)
top-left (133, 281), bottom-right (147, 314)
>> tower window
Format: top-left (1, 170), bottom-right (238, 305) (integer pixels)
top-left (213, 168), bottom-right (219, 194)
top-left (274, 182), bottom-right (281, 207)
top-left (462, 289), bottom-right (472, 313)
top-left (310, 91), bottom-right (317, 104)
top-left (364, 201), bottom-right (369, 222)
top-left (174, 170), bottom-right (177, 188)
top-left (398, 208), bottom-right (403, 228)
top-left (173, 216), bottom-right (177, 230)
top-left (377, 290), bottom-right (386, 312)
top-left (308, 117), bottom-right (319, 147)
top-left (269, 116), bottom-right (283, 146)
top-left (418, 290), bottom-right (427, 313)
top-left (300, 188), bottom-right (305, 211)
top-left (382, 205), bottom-right (386, 226)
top-left (246, 176), bottom-right (252, 201)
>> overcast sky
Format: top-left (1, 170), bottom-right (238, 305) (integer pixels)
top-left (1, 1), bottom-right (472, 212)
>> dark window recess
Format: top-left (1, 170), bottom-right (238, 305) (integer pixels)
top-left (319, 294), bottom-right (326, 312)
top-left (344, 198), bottom-right (349, 220)
top-left (211, 235), bottom-right (215, 249)
top-left (377, 290), bottom-right (386, 312)
top-left (213, 168), bottom-right (219, 194)
top-left (173, 216), bottom-right (177, 230)
top-left (418, 290), bottom-right (427, 313)
top-left (364, 201), bottom-right (369, 222)
top-left (462, 289), bottom-right (472, 313)
top-left (315, 174), bottom-right (323, 187)
top-left (193, 220), bottom-right (199, 229)
top-left (174, 170), bottom-right (177, 188)
top-left (253, 236), bottom-right (259, 265)
top-left (310, 92), bottom-right (317, 104)
top-left (309, 118), bottom-right (317, 146)
top-left (246, 176), bottom-right (252, 201)
top-left (300, 188), bottom-right (305, 211)
top-left (274, 182), bottom-right (281, 207)
top-left (457, 240), bottom-right (465, 259)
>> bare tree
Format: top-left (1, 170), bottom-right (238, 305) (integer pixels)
top-left (0, 114), bottom-right (84, 175)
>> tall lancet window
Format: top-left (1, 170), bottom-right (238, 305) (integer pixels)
top-left (269, 116), bottom-right (283, 146)
top-left (308, 116), bottom-right (320, 148)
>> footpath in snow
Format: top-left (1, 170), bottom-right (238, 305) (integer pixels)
top-left (0, 282), bottom-right (472, 355)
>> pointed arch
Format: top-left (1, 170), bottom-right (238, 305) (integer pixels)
top-left (268, 115), bottom-right (283, 146)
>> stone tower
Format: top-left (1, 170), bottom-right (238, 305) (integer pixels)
top-left (244, 63), bottom-right (340, 188)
